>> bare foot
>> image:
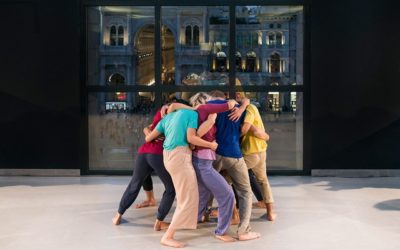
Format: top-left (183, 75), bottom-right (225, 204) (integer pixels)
top-left (267, 212), bottom-right (277, 221)
top-left (266, 203), bottom-right (276, 221)
top-left (230, 217), bottom-right (240, 225)
top-left (135, 199), bottom-right (156, 209)
top-left (209, 208), bottom-right (219, 217)
top-left (154, 220), bottom-right (170, 231)
top-left (160, 237), bottom-right (185, 248)
top-left (230, 207), bottom-right (240, 225)
top-left (112, 213), bottom-right (122, 225)
top-left (253, 201), bottom-right (266, 209)
top-left (215, 234), bottom-right (236, 242)
top-left (238, 231), bottom-right (261, 241)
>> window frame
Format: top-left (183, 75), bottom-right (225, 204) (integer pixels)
top-left (81, 0), bottom-right (310, 175)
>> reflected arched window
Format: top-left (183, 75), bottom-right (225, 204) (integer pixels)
top-left (185, 26), bottom-right (192, 45)
top-left (276, 32), bottom-right (283, 46)
top-left (270, 53), bottom-right (280, 73)
top-left (193, 26), bottom-right (199, 46)
top-left (110, 25), bottom-right (124, 46)
top-left (216, 51), bottom-right (227, 72)
top-left (110, 26), bottom-right (117, 46)
top-left (268, 32), bottom-right (275, 46)
top-left (246, 51), bottom-right (257, 72)
top-left (235, 51), bottom-right (242, 71)
top-left (108, 73), bottom-right (125, 86)
top-left (118, 26), bottom-right (124, 45)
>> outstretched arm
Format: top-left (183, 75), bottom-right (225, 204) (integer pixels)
top-left (187, 128), bottom-right (218, 150)
top-left (197, 113), bottom-right (217, 137)
top-left (145, 129), bottom-right (162, 143)
top-left (241, 121), bottom-right (252, 136)
top-left (143, 124), bottom-right (152, 136)
top-left (167, 103), bottom-right (195, 114)
top-left (250, 126), bottom-right (270, 141)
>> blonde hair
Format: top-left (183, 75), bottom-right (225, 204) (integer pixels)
top-left (189, 92), bottom-right (211, 106)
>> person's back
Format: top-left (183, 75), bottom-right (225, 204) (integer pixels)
top-left (207, 99), bottom-right (244, 158)
top-left (158, 109), bottom-right (198, 151)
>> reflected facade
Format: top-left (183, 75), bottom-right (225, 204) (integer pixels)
top-left (85, 5), bottom-right (305, 172)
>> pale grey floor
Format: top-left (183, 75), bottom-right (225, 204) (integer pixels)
top-left (1, 176), bottom-right (400, 250)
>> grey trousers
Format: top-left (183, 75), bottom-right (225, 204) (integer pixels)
top-left (213, 154), bottom-right (253, 235)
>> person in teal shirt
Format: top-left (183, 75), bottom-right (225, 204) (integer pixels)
top-left (145, 108), bottom-right (218, 248)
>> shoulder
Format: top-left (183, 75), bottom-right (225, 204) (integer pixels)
top-left (246, 104), bottom-right (258, 113)
top-left (182, 109), bottom-right (198, 116)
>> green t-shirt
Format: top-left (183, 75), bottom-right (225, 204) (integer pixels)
top-left (155, 109), bottom-right (198, 151)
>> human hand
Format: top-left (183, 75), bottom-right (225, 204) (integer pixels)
top-left (210, 141), bottom-right (218, 151)
top-left (228, 107), bottom-right (244, 122)
top-left (160, 105), bottom-right (169, 117)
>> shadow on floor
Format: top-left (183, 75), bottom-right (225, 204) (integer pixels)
top-left (374, 199), bottom-right (400, 211)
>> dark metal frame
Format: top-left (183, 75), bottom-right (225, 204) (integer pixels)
top-left (80, 0), bottom-right (310, 175)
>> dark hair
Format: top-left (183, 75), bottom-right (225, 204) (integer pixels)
top-left (174, 98), bottom-right (190, 106)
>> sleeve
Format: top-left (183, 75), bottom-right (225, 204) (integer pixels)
top-left (199, 103), bottom-right (229, 115)
top-left (150, 110), bottom-right (162, 130)
top-left (155, 118), bottom-right (165, 133)
top-left (188, 111), bottom-right (199, 129)
top-left (244, 106), bottom-right (255, 124)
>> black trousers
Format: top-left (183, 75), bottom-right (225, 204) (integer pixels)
top-left (118, 153), bottom-right (175, 221)
top-left (142, 174), bottom-right (153, 191)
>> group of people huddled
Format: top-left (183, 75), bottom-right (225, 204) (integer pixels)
top-left (112, 90), bottom-right (276, 248)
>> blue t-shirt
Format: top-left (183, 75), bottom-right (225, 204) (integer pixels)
top-left (207, 99), bottom-right (245, 158)
top-left (155, 109), bottom-right (198, 151)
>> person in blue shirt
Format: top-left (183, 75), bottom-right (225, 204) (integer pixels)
top-left (208, 90), bottom-right (261, 241)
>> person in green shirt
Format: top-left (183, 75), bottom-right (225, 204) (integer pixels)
top-left (145, 107), bottom-right (218, 248)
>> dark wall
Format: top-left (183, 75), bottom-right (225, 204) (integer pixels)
top-left (0, 0), bottom-right (399, 171)
top-left (0, 1), bottom-right (81, 169)
top-left (310, 0), bottom-right (400, 169)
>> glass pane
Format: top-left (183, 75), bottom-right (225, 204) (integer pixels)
top-left (88, 92), bottom-right (156, 170)
top-left (86, 6), bottom-right (155, 85)
top-left (235, 6), bottom-right (304, 86)
top-left (241, 91), bottom-right (303, 170)
top-left (161, 6), bottom-right (230, 86)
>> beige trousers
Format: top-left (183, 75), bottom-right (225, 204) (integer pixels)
top-left (244, 151), bottom-right (274, 203)
top-left (163, 146), bottom-right (199, 230)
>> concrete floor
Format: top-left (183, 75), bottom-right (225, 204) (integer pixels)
top-left (1, 176), bottom-right (399, 250)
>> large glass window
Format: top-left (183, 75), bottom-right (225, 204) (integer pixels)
top-left (86, 4), bottom-right (305, 172)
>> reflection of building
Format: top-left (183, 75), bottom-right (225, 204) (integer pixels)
top-left (90, 6), bottom-right (303, 111)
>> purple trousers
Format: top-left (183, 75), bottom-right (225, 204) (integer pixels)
top-left (192, 156), bottom-right (234, 235)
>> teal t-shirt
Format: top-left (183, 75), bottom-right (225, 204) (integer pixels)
top-left (155, 109), bottom-right (198, 151)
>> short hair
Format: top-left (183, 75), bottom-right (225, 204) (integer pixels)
top-left (189, 92), bottom-right (211, 106)
top-left (209, 90), bottom-right (226, 99)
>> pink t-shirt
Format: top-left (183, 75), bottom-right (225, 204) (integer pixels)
top-left (193, 103), bottom-right (229, 160)
top-left (138, 110), bottom-right (164, 155)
